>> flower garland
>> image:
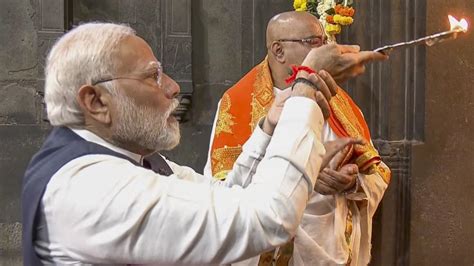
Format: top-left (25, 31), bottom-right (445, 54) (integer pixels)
top-left (293, 0), bottom-right (355, 42)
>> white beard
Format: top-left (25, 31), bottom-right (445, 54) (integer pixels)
top-left (111, 93), bottom-right (180, 152)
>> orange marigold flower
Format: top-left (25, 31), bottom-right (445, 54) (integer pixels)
top-left (335, 5), bottom-right (355, 17)
top-left (341, 7), bottom-right (355, 17)
top-left (348, 7), bottom-right (355, 17)
top-left (326, 15), bottom-right (334, 24)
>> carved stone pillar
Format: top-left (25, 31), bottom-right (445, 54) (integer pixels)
top-left (160, 0), bottom-right (193, 122)
top-left (372, 140), bottom-right (412, 265)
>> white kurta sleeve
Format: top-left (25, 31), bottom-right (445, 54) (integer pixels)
top-left (174, 117), bottom-right (272, 188)
top-left (41, 97), bottom-right (326, 265)
top-left (203, 99), bottom-right (273, 188)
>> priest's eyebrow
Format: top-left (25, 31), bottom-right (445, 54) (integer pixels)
top-left (307, 34), bottom-right (327, 43)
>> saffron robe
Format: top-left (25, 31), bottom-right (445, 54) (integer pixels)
top-left (205, 58), bottom-right (391, 266)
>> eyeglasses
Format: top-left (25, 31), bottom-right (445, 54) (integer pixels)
top-left (92, 62), bottom-right (163, 87)
top-left (278, 36), bottom-right (327, 47)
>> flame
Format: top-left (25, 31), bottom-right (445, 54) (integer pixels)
top-left (448, 15), bottom-right (468, 32)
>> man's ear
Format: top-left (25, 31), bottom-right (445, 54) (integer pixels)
top-left (77, 85), bottom-right (113, 125)
top-left (270, 41), bottom-right (286, 63)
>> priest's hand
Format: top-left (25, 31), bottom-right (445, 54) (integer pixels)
top-left (320, 137), bottom-right (365, 174)
top-left (301, 44), bottom-right (388, 83)
top-left (315, 164), bottom-right (359, 195)
top-left (316, 137), bottom-right (363, 194)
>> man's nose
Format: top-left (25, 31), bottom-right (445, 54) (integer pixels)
top-left (162, 73), bottom-right (180, 98)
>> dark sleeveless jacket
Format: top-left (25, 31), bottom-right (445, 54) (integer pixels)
top-left (22, 127), bottom-right (152, 265)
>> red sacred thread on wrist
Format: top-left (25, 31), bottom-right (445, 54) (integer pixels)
top-left (285, 65), bottom-right (317, 84)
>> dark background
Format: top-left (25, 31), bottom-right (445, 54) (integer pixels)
top-left (0, 0), bottom-right (472, 265)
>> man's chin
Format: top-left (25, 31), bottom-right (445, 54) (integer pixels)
top-left (168, 118), bottom-right (180, 133)
top-left (156, 138), bottom-right (180, 152)
top-left (155, 129), bottom-right (180, 151)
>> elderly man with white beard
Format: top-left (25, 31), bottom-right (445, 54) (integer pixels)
top-left (21, 22), bottom-right (362, 265)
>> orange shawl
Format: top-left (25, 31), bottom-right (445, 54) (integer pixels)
top-left (210, 58), bottom-right (390, 183)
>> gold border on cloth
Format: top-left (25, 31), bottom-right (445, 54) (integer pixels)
top-left (250, 59), bottom-right (274, 131)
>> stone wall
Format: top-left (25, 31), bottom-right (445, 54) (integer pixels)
top-left (0, 0), bottom-right (48, 265)
top-left (410, 1), bottom-right (474, 265)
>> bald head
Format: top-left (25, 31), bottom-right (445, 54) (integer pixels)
top-left (266, 11), bottom-right (324, 48)
top-left (265, 11), bottom-right (326, 89)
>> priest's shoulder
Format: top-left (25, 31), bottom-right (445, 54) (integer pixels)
top-left (222, 65), bottom-right (259, 100)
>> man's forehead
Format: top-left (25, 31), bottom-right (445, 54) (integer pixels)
top-left (275, 18), bottom-right (323, 39)
top-left (115, 36), bottom-right (160, 72)
top-left (294, 19), bottom-right (324, 35)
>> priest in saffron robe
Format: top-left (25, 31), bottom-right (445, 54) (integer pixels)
top-left (204, 11), bottom-right (391, 266)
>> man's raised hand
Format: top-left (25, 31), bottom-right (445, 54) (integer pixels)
top-left (301, 44), bottom-right (388, 83)
top-left (262, 71), bottom-right (339, 135)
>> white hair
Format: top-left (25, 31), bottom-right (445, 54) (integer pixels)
top-left (44, 22), bottom-right (136, 126)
